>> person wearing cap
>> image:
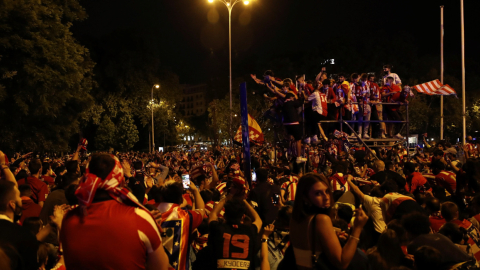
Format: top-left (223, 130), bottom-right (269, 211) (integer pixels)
top-left (382, 64), bottom-right (402, 87)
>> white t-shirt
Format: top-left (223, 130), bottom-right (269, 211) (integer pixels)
top-left (382, 73), bottom-right (402, 86)
top-left (363, 195), bottom-right (387, 233)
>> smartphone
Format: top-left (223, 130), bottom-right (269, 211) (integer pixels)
top-left (182, 174), bottom-right (190, 189)
top-left (272, 193), bottom-right (280, 205)
top-left (252, 172), bottom-right (257, 182)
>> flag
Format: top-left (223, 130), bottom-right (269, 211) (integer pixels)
top-left (413, 80), bottom-right (457, 96)
top-left (233, 114), bottom-right (264, 145)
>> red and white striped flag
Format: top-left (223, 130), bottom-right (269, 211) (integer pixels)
top-left (413, 79), bottom-right (456, 96)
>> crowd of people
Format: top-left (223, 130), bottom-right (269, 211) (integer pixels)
top-left (2, 131), bottom-right (480, 270)
top-left (251, 65), bottom-right (410, 163)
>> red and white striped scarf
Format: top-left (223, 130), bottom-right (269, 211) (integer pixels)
top-left (75, 155), bottom-right (151, 215)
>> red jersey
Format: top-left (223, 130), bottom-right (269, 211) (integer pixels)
top-left (405, 172), bottom-right (430, 194)
top-left (281, 176), bottom-right (299, 202)
top-left (157, 203), bottom-right (204, 270)
top-left (429, 211), bottom-right (446, 233)
top-left (380, 193), bottom-right (415, 223)
top-left (369, 81), bottom-right (381, 101)
top-left (205, 201), bottom-right (225, 218)
top-left (61, 200), bottom-right (162, 270)
top-left (308, 91), bottom-right (328, 117)
top-left (17, 176), bottom-right (49, 203)
top-left (434, 170), bottom-right (457, 194)
top-left (329, 173), bottom-right (350, 192)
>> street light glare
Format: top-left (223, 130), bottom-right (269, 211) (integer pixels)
top-left (244, 1), bottom-right (249, 5)
top-left (155, 84), bottom-right (160, 88)
top-left (208, 0), bottom-right (213, 2)
top-left (226, 2), bottom-right (230, 6)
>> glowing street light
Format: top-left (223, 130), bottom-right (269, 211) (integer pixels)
top-left (151, 84), bottom-right (160, 153)
top-left (207, 0), bottom-right (254, 145)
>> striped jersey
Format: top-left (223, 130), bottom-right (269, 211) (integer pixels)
top-left (157, 203), bottom-right (204, 270)
top-left (380, 193), bottom-right (415, 223)
top-left (329, 173), bottom-right (350, 192)
top-left (452, 219), bottom-right (480, 262)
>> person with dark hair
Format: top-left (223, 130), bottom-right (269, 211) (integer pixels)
top-left (441, 201), bottom-right (480, 262)
top-left (333, 73), bottom-right (351, 131)
top-left (404, 162), bottom-right (430, 195)
top-left (22, 216), bottom-right (44, 236)
top-left (18, 184), bottom-right (41, 224)
top-left (346, 176), bottom-right (386, 242)
top-left (290, 173), bottom-right (368, 269)
top-left (208, 196), bottom-right (262, 270)
top-left (402, 212), bottom-right (471, 268)
top-left (156, 180), bottom-right (205, 270)
top-left (413, 246), bottom-right (442, 270)
top-left (424, 197), bottom-right (446, 233)
top-left (282, 92), bottom-right (306, 163)
top-left (17, 158), bottom-right (49, 207)
top-left (41, 162), bottom-right (55, 190)
top-left (368, 74), bottom-right (387, 138)
top-left (0, 181), bottom-right (39, 270)
top-left (381, 76), bottom-right (403, 138)
top-left (431, 160), bottom-right (457, 195)
top-left (249, 168), bottom-right (281, 225)
top-left (349, 73), bottom-right (362, 137)
top-left (307, 79), bottom-right (331, 142)
top-left (39, 171), bottom-right (78, 227)
top-left (60, 154), bottom-right (168, 270)
top-left (382, 64), bottom-right (402, 87)
top-left (380, 179), bottom-right (422, 223)
top-left (366, 229), bottom-right (409, 270)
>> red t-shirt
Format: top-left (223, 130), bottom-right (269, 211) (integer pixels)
top-left (60, 200), bottom-right (162, 270)
top-left (405, 172), bottom-right (430, 194)
top-left (435, 170), bottom-right (457, 194)
top-left (17, 176), bottom-right (49, 203)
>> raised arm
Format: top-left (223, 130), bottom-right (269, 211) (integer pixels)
top-left (0, 151), bottom-right (16, 186)
top-left (244, 199), bottom-right (262, 233)
top-left (345, 175), bottom-right (365, 203)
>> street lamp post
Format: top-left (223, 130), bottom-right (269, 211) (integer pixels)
top-left (207, 0), bottom-right (252, 145)
top-left (151, 84), bottom-right (160, 153)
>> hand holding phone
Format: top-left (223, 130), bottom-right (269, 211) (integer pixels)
top-left (272, 193), bottom-right (280, 205)
top-left (182, 174), bottom-right (190, 189)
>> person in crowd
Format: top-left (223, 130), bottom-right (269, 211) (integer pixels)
top-left (382, 64), bottom-right (402, 87)
top-left (0, 181), bottom-right (39, 270)
top-left (441, 201), bottom-right (480, 262)
top-left (18, 184), bottom-right (41, 224)
top-left (156, 180), bottom-right (205, 270)
top-left (307, 79), bottom-right (330, 142)
top-left (60, 153), bottom-right (169, 270)
top-left (17, 159), bottom-right (49, 207)
top-left (358, 74), bottom-right (372, 139)
top-left (208, 196), bottom-right (263, 270)
top-left (381, 76), bottom-right (403, 139)
top-left (282, 92), bottom-right (307, 163)
top-left (404, 162), bottom-right (430, 195)
top-left (380, 179), bottom-right (423, 223)
top-left (402, 212), bottom-right (473, 268)
top-left (290, 173), bottom-right (369, 270)
top-left (349, 73), bottom-right (362, 137)
top-left (368, 74), bottom-right (386, 138)
top-left (249, 168), bottom-right (281, 225)
top-left (366, 229), bottom-right (410, 270)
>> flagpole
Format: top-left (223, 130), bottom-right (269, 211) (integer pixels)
top-left (461, 0), bottom-right (466, 144)
top-left (440, 5), bottom-right (444, 140)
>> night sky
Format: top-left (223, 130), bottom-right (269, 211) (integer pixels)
top-left (73, 0), bottom-right (480, 84)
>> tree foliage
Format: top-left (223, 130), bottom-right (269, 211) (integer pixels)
top-left (0, 0), bottom-right (95, 151)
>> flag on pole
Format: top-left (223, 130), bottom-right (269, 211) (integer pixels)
top-left (233, 114), bottom-right (264, 145)
top-left (413, 79), bottom-right (457, 95)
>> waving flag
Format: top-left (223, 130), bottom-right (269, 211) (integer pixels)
top-left (233, 114), bottom-right (264, 145)
top-left (413, 79), bottom-right (457, 96)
